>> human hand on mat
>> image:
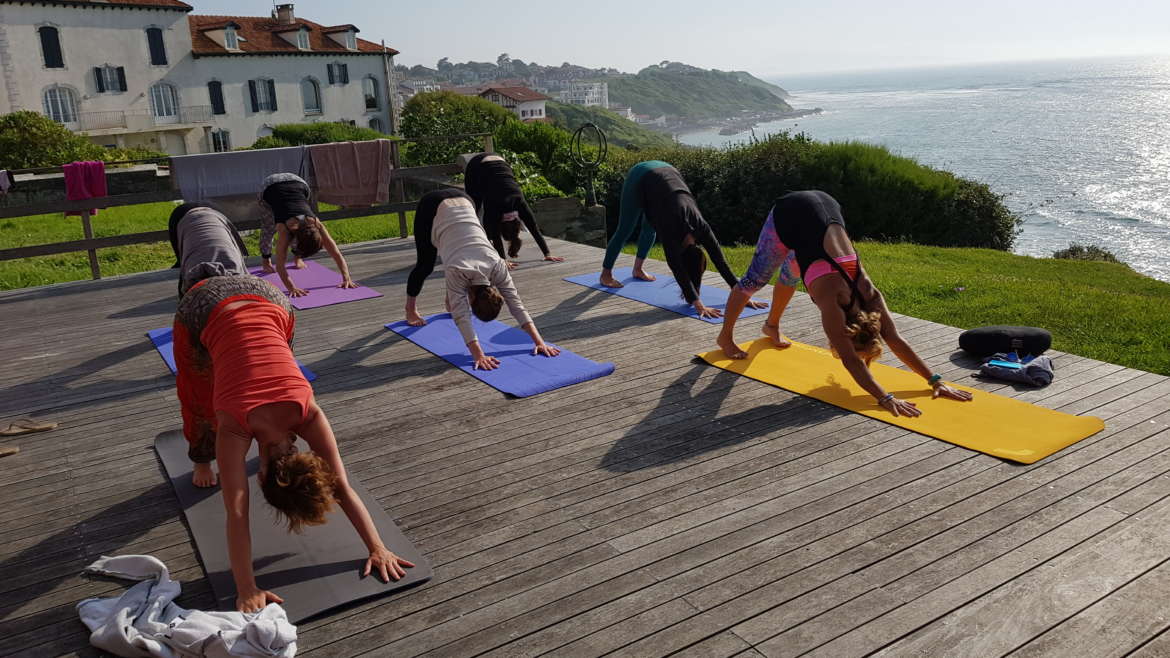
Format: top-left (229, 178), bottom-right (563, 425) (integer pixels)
top-left (694, 302), bottom-right (723, 319)
top-left (365, 547), bottom-right (416, 583)
top-left (533, 343), bottom-right (561, 358)
top-left (474, 354), bottom-right (501, 370)
top-left (289, 286), bottom-right (309, 297)
top-left (338, 278), bottom-right (358, 290)
top-left (879, 395), bottom-right (921, 417)
top-left (236, 586), bottom-right (283, 614)
top-left (745, 299), bottom-right (769, 310)
top-left (544, 255), bottom-right (565, 263)
top-left (933, 382), bottom-right (974, 402)
top-left (507, 261), bottom-right (520, 270)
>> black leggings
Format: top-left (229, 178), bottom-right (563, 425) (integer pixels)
top-left (407, 189), bottom-right (472, 297)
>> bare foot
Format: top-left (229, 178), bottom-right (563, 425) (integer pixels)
top-left (716, 333), bottom-right (748, 360)
top-left (599, 273), bottom-right (624, 288)
top-left (632, 269), bottom-right (656, 282)
top-left (192, 462), bottom-right (218, 488)
top-left (405, 310), bottom-right (427, 327)
top-left (762, 323), bottom-right (792, 348)
top-left (294, 258), bottom-right (306, 269)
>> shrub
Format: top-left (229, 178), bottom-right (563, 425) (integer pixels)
top-left (0, 111), bottom-right (105, 169)
top-left (250, 122), bottom-right (384, 149)
top-left (596, 132), bottom-right (1021, 250)
top-left (400, 92), bottom-right (513, 165)
top-left (1053, 244), bottom-right (1124, 264)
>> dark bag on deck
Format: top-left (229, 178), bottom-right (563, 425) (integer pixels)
top-left (959, 325), bottom-right (1051, 357)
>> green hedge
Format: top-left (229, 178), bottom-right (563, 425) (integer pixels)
top-left (0, 111), bottom-right (166, 169)
top-left (250, 122), bottom-right (385, 149)
top-left (597, 134), bottom-right (1021, 250)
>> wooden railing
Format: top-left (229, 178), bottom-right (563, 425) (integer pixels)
top-left (0, 133), bottom-right (493, 280)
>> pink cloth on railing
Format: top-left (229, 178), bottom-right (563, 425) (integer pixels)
top-left (63, 161), bottom-right (108, 216)
top-left (307, 139), bottom-right (392, 207)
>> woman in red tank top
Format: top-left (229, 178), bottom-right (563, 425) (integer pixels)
top-left (175, 275), bottom-right (414, 613)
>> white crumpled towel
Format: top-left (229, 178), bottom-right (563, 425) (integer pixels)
top-left (77, 554), bottom-right (297, 658)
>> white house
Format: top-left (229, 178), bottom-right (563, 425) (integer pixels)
top-left (478, 86), bottom-right (549, 122)
top-left (609, 105), bottom-right (635, 121)
top-left (555, 81), bottom-right (608, 108)
top-left (0, 1), bottom-right (398, 155)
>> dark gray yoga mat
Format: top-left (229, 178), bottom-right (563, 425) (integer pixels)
top-left (155, 431), bottom-right (431, 623)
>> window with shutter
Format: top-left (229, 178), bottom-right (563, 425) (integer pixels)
top-left (363, 77), bottom-right (379, 110)
top-left (266, 79), bottom-right (278, 111)
top-left (146, 28), bottom-right (167, 66)
top-left (248, 79), bottom-right (259, 112)
top-left (327, 63), bottom-right (335, 85)
top-left (301, 78), bottom-right (321, 114)
top-left (39, 26), bottom-right (64, 69)
top-left (93, 67), bottom-right (106, 93)
top-left (211, 130), bottom-right (231, 152)
top-left (340, 64), bottom-right (349, 84)
top-left (208, 81), bottom-right (225, 115)
top-left (43, 86), bottom-right (79, 124)
top-left (116, 67), bottom-right (127, 92)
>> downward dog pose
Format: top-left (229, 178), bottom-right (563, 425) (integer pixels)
top-left (173, 274), bottom-right (413, 612)
top-left (168, 202), bottom-right (248, 296)
top-left (464, 152), bottom-right (564, 266)
top-left (404, 189), bottom-right (560, 370)
top-left (599, 161), bottom-right (765, 318)
top-left (716, 190), bottom-right (974, 417)
top-left (258, 173), bottom-right (356, 297)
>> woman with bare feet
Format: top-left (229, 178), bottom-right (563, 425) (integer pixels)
top-left (464, 152), bottom-right (565, 267)
top-left (599, 160), bottom-right (761, 318)
top-left (174, 274), bottom-right (413, 612)
top-left (716, 191), bottom-right (973, 417)
top-left (258, 173), bottom-right (357, 298)
top-left (403, 189), bottom-right (560, 370)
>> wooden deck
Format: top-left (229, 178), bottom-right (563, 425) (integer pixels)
top-left (2, 237), bottom-right (1170, 657)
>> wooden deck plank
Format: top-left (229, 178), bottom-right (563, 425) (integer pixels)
top-left (1, 236), bottom-right (1166, 657)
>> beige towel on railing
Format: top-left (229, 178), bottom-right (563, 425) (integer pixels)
top-left (307, 139), bottom-right (392, 207)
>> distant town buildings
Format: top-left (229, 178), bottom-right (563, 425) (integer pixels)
top-left (609, 105), bottom-right (635, 121)
top-left (554, 81), bottom-right (608, 108)
top-left (0, 1), bottom-right (398, 154)
top-left (478, 87), bottom-right (549, 121)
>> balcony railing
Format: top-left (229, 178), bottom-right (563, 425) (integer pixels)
top-left (77, 105), bottom-right (214, 132)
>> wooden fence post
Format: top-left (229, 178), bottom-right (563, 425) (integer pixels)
top-left (483, 134), bottom-right (494, 153)
top-left (390, 140), bottom-right (408, 238)
top-left (80, 209), bottom-right (101, 279)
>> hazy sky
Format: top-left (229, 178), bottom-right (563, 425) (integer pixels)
top-left (192, 0), bottom-right (1170, 77)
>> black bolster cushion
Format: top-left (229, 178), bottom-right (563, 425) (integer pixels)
top-left (959, 325), bottom-right (1052, 357)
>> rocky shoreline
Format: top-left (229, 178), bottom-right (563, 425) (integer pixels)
top-left (646, 107), bottom-right (824, 137)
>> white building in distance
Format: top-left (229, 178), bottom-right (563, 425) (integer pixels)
top-left (555, 81), bottom-right (608, 108)
top-left (0, 1), bottom-right (398, 155)
top-left (479, 86), bottom-right (549, 122)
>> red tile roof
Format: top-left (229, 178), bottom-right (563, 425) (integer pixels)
top-left (322, 24), bottom-right (359, 34)
top-left (189, 14), bottom-right (397, 56)
top-left (26, 0), bottom-right (192, 8)
top-left (479, 87), bottom-right (550, 103)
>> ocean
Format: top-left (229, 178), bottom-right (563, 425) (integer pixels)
top-left (678, 56), bottom-right (1170, 282)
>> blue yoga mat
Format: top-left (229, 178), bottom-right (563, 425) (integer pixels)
top-left (563, 267), bottom-right (770, 324)
top-left (385, 313), bottom-right (614, 397)
top-left (147, 328), bottom-right (317, 382)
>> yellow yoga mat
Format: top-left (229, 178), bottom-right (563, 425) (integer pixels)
top-left (698, 339), bottom-right (1104, 464)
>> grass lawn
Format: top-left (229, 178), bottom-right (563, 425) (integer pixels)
top-left (0, 202), bottom-right (414, 291)
top-left (2, 207), bottom-right (1166, 375)
top-left (625, 242), bottom-right (1170, 376)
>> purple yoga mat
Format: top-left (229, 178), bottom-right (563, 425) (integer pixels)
top-left (248, 261), bottom-right (382, 310)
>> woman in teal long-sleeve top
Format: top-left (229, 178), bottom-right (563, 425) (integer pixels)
top-left (600, 161), bottom-right (766, 318)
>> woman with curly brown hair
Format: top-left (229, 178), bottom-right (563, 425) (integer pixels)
top-left (174, 274), bottom-right (413, 613)
top-left (715, 191), bottom-right (973, 417)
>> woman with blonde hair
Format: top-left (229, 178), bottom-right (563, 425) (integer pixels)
top-left (716, 191), bottom-right (973, 417)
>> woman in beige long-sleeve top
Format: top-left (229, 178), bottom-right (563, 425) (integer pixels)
top-left (404, 189), bottom-right (560, 370)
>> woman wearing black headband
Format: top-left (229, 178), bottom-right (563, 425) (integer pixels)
top-left (258, 173), bottom-right (356, 297)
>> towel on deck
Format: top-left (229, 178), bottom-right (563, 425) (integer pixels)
top-left (171, 147), bottom-right (308, 202)
top-left (307, 139), bottom-right (392, 207)
top-left (63, 161), bottom-right (107, 216)
top-left (77, 554), bottom-right (297, 658)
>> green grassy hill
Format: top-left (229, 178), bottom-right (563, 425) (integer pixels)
top-left (544, 102), bottom-right (676, 150)
top-left (603, 62), bottom-right (794, 119)
top-left (730, 71), bottom-right (790, 98)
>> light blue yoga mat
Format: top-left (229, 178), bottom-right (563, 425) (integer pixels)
top-left (563, 267), bottom-right (769, 324)
top-left (385, 313), bottom-right (614, 397)
top-left (147, 328), bottom-right (317, 382)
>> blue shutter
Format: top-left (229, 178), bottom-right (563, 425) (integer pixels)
top-left (266, 79), bottom-right (277, 111)
top-left (327, 64), bottom-right (335, 85)
top-left (39, 27), bottom-right (64, 69)
top-left (116, 67), bottom-right (127, 92)
top-left (93, 67), bottom-right (106, 93)
top-left (340, 64), bottom-right (349, 84)
top-left (208, 81), bottom-right (225, 115)
top-left (248, 79), bottom-right (259, 112)
top-left (146, 28), bottom-right (167, 66)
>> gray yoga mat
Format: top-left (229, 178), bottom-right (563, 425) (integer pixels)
top-left (155, 431), bottom-right (431, 623)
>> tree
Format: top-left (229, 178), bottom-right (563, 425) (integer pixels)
top-left (437, 57), bottom-right (452, 72)
top-left (497, 53), bottom-right (512, 71)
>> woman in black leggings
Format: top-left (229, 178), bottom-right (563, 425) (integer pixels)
top-left (464, 153), bottom-right (564, 267)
